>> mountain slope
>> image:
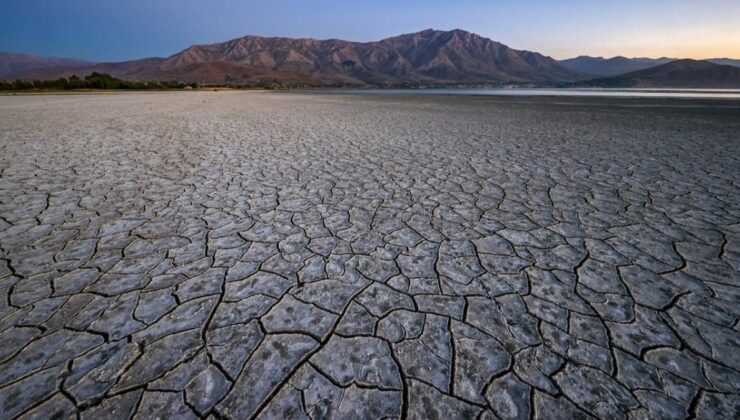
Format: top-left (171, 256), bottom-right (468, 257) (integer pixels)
top-left (577, 59), bottom-right (740, 88)
top-left (9, 58), bottom-right (324, 86)
top-left (708, 58), bottom-right (740, 68)
top-left (158, 29), bottom-right (583, 84)
top-left (374, 29), bottom-right (578, 82)
top-left (560, 56), bottom-right (740, 79)
top-left (4, 29), bottom-right (583, 85)
top-left (0, 52), bottom-right (92, 78)
top-left (559, 56), bottom-right (674, 77)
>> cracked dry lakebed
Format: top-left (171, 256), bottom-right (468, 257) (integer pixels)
top-left (0, 91), bottom-right (739, 419)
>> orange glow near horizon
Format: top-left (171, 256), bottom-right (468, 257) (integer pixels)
top-left (544, 22), bottom-right (740, 60)
top-left (590, 40), bottom-right (740, 61)
top-left (550, 43), bottom-right (740, 61)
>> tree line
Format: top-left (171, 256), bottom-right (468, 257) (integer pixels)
top-left (0, 73), bottom-right (198, 91)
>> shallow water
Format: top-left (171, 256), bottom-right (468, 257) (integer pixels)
top-left (327, 87), bottom-right (740, 99)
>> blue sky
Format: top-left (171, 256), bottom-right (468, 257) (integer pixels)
top-left (1, 0), bottom-right (739, 61)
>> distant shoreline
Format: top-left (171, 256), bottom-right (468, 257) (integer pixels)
top-left (4, 87), bottom-right (740, 101)
top-left (3, 72), bottom-right (739, 95)
top-left (0, 87), bottom-right (266, 95)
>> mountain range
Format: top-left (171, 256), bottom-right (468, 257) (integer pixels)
top-left (559, 55), bottom-right (740, 77)
top-left (2, 29), bottom-right (739, 87)
top-left (575, 59), bottom-right (740, 88)
top-left (559, 56), bottom-right (674, 77)
top-left (0, 52), bottom-right (92, 79)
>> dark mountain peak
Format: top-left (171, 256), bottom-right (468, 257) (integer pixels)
top-left (671, 58), bottom-right (700, 63)
top-left (706, 58), bottom-right (740, 68)
top-left (447, 28), bottom-right (482, 39)
top-left (647, 58), bottom-right (732, 73)
top-left (416, 28), bottom-right (442, 35)
top-left (382, 28), bottom-right (490, 45)
top-left (559, 55), bottom-right (677, 78)
top-left (409, 28), bottom-right (472, 35)
top-left (580, 58), bottom-right (740, 88)
top-left (383, 28), bottom-right (452, 41)
top-left (666, 58), bottom-right (708, 66)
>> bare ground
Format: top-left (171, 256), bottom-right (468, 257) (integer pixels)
top-left (0, 91), bottom-right (739, 419)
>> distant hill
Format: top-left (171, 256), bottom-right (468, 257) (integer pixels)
top-left (559, 56), bottom-right (673, 78)
top-left (0, 52), bottom-right (92, 78)
top-left (11, 58), bottom-right (325, 87)
top-left (560, 56), bottom-right (740, 78)
top-left (708, 58), bottom-right (740, 68)
top-left (3, 29), bottom-right (582, 85)
top-left (577, 59), bottom-right (740, 88)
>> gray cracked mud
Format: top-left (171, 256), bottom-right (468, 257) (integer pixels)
top-left (0, 92), bottom-right (739, 419)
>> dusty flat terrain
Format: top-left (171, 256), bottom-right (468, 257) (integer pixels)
top-left (0, 91), bottom-right (739, 419)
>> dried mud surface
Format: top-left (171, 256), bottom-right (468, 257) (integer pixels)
top-left (0, 91), bottom-right (739, 419)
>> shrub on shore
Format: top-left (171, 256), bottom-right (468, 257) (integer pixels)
top-left (0, 73), bottom-right (198, 91)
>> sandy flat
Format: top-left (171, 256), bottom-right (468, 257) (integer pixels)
top-left (0, 91), bottom-right (739, 419)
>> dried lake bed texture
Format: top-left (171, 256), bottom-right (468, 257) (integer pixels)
top-left (0, 92), bottom-right (739, 419)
